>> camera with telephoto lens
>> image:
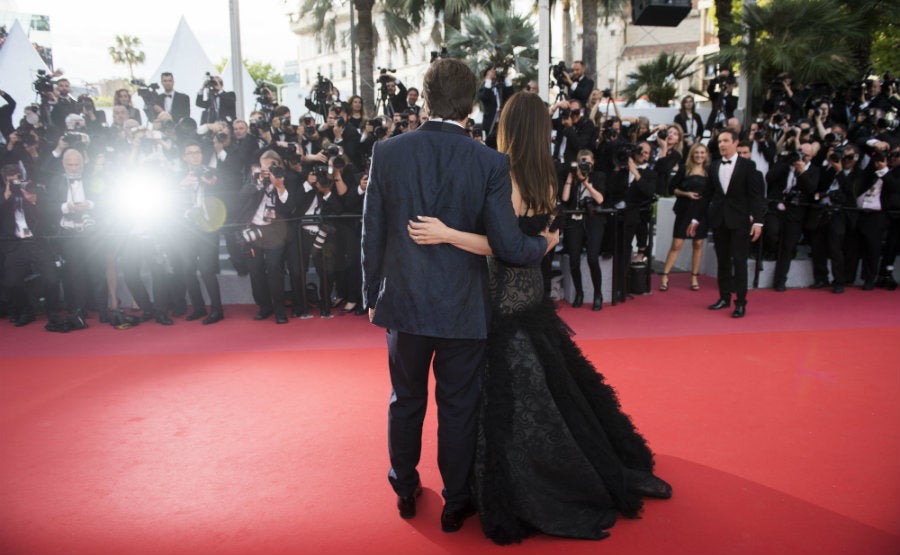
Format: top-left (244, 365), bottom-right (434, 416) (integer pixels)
top-left (9, 179), bottom-right (35, 196)
top-left (377, 68), bottom-right (397, 85)
top-left (558, 107), bottom-right (571, 119)
top-left (190, 166), bottom-right (216, 181)
top-left (250, 119), bottom-right (271, 136)
top-left (578, 159), bottom-right (593, 175)
top-left (314, 74), bottom-right (332, 105)
top-left (313, 164), bottom-right (331, 185)
top-left (323, 145), bottom-right (342, 158)
top-left (203, 72), bottom-right (217, 91)
top-left (828, 146), bottom-right (846, 164)
top-left (784, 186), bottom-right (803, 206)
top-left (602, 88), bottom-right (612, 98)
top-left (754, 130), bottom-right (767, 141)
top-left (782, 150), bottom-right (801, 165)
top-left (614, 143), bottom-right (639, 167)
top-left (254, 80), bottom-right (274, 106)
top-left (63, 132), bottom-right (90, 146)
top-left (241, 227), bottom-right (262, 244)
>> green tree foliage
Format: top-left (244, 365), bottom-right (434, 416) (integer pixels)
top-left (216, 58), bottom-right (285, 85)
top-left (621, 52), bottom-right (696, 107)
top-left (107, 35), bottom-right (145, 80)
top-left (445, 5), bottom-right (539, 88)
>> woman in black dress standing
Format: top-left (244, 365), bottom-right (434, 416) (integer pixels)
top-left (659, 142), bottom-right (713, 291)
top-left (673, 95), bottom-right (704, 149)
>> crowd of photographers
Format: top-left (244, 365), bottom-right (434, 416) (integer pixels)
top-left (1, 58), bottom-right (898, 332)
top-left (542, 63), bottom-right (899, 307)
top-left (0, 67), bottom-right (429, 331)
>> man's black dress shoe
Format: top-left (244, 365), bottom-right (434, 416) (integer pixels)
top-left (732, 304), bottom-right (746, 318)
top-left (254, 309), bottom-right (273, 320)
top-left (572, 291), bottom-right (584, 308)
top-left (397, 483), bottom-right (423, 519)
top-left (155, 312), bottom-right (174, 326)
top-left (441, 502), bottom-right (477, 533)
top-left (185, 310), bottom-right (207, 321)
top-left (773, 283), bottom-right (786, 292)
top-left (862, 282), bottom-right (875, 291)
top-left (592, 295), bottom-right (603, 311)
top-left (809, 281), bottom-right (829, 289)
top-left (14, 312), bottom-right (35, 327)
top-left (832, 284), bottom-right (845, 294)
top-left (202, 310), bottom-right (224, 325)
top-left (275, 311), bottom-right (289, 324)
top-left (708, 299), bottom-right (730, 310)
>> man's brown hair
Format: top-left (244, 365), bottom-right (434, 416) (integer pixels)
top-left (422, 58), bottom-right (476, 121)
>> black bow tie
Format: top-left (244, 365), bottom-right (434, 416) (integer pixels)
top-left (721, 160), bottom-right (733, 165)
top-left (165, 94), bottom-right (172, 98)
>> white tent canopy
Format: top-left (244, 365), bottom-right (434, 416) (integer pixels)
top-left (221, 57), bottom-right (255, 121)
top-left (0, 20), bottom-right (51, 124)
top-left (146, 16), bottom-right (217, 123)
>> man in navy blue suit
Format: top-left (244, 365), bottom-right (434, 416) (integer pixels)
top-left (362, 58), bottom-right (556, 533)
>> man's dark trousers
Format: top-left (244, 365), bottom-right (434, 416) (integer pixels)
top-left (387, 331), bottom-right (485, 511)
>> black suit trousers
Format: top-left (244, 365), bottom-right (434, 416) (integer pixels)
top-left (810, 212), bottom-right (847, 285)
top-left (564, 215), bottom-right (605, 295)
top-left (386, 330), bottom-right (485, 511)
top-left (712, 223), bottom-right (751, 303)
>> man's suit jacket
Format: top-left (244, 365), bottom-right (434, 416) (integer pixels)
top-left (163, 91), bottom-right (191, 123)
top-left (765, 161), bottom-right (819, 225)
top-left (568, 76), bottom-right (594, 105)
top-left (708, 156), bottom-right (766, 230)
top-left (362, 120), bottom-right (547, 339)
top-left (196, 91), bottom-right (237, 124)
top-left (0, 183), bottom-right (48, 238)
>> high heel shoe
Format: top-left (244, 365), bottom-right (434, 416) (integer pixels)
top-left (690, 273), bottom-right (700, 291)
top-left (572, 291), bottom-right (584, 308)
top-left (658, 273), bottom-right (669, 292)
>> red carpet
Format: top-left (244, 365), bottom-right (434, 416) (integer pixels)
top-left (1, 279), bottom-right (899, 554)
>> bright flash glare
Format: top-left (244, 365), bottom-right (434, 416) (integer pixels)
top-left (113, 173), bottom-right (174, 229)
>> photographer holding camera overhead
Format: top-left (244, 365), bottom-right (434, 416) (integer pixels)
top-left (237, 150), bottom-right (298, 323)
top-left (556, 60), bottom-right (594, 106)
top-left (478, 67), bottom-right (515, 141)
top-left (376, 69), bottom-right (408, 118)
top-left (196, 74), bottom-right (236, 125)
top-left (706, 67), bottom-right (738, 131)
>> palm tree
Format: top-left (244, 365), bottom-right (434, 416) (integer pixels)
top-left (108, 35), bottom-right (145, 80)
top-left (445, 5), bottom-right (539, 88)
top-left (400, 0), bottom-right (511, 45)
top-left (715, 0), bottom-right (868, 107)
top-left (620, 52), bottom-right (696, 107)
top-left (301, 0), bottom-right (416, 114)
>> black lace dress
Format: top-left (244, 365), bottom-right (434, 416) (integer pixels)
top-left (472, 214), bottom-right (668, 544)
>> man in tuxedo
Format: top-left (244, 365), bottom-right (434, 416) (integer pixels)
top-left (0, 89), bottom-right (16, 144)
top-left (561, 60), bottom-right (594, 105)
top-left (362, 58), bottom-right (556, 533)
top-left (697, 129), bottom-right (766, 317)
top-left (706, 69), bottom-right (738, 131)
top-left (159, 72), bottom-right (190, 123)
top-left (196, 75), bottom-right (236, 124)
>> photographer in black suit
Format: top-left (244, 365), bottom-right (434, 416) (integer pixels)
top-left (196, 75), bottom-right (236, 124)
top-left (558, 60), bottom-right (594, 105)
top-left (0, 164), bottom-right (63, 328)
top-left (159, 72), bottom-right (191, 123)
top-left (477, 67), bottom-right (514, 139)
top-left (700, 130), bottom-right (766, 317)
top-left (764, 143), bottom-right (818, 291)
top-left (706, 68), bottom-right (738, 131)
top-left (237, 150), bottom-right (298, 323)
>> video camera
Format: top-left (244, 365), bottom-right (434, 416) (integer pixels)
top-left (254, 80), bottom-right (275, 105)
top-left (314, 73), bottom-right (332, 107)
top-left (203, 72), bottom-right (218, 91)
top-left (552, 61), bottom-right (570, 88)
top-left (132, 78), bottom-right (161, 107)
top-left (33, 69), bottom-right (55, 97)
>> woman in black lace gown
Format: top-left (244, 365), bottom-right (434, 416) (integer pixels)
top-left (408, 92), bottom-right (671, 544)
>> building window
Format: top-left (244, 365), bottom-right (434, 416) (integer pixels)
top-left (340, 31), bottom-right (349, 49)
top-left (341, 61), bottom-right (348, 78)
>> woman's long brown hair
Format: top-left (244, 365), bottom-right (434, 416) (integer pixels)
top-left (496, 92), bottom-right (557, 216)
